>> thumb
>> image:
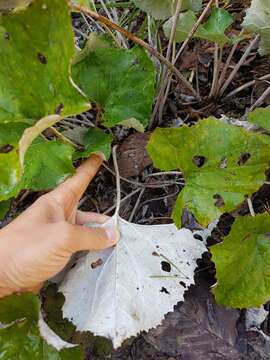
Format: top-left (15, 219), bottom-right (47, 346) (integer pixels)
top-left (65, 223), bottom-right (119, 252)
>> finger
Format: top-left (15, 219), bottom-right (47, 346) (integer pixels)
top-left (48, 155), bottom-right (103, 208)
top-left (65, 223), bottom-right (119, 252)
top-left (76, 211), bottom-right (110, 225)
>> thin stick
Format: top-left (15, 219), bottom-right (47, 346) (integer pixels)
top-left (72, 3), bottom-right (200, 99)
top-left (104, 188), bottom-right (141, 215)
top-left (209, 0), bottom-right (220, 98)
top-left (217, 29), bottom-right (244, 94)
top-left (224, 74), bottom-right (270, 99)
top-left (129, 188), bottom-right (145, 222)
top-left (247, 198), bottom-right (255, 217)
top-left (219, 35), bottom-right (260, 97)
top-left (249, 85), bottom-right (270, 111)
top-left (112, 146), bottom-right (121, 218)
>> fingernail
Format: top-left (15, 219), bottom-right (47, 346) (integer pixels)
top-left (105, 226), bottom-right (120, 244)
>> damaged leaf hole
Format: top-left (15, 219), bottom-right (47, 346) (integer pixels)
top-left (193, 155), bottom-right (207, 168)
top-left (219, 157), bottom-right (228, 169)
top-left (213, 193), bottom-right (225, 208)
top-left (0, 144), bottom-right (14, 153)
top-left (91, 258), bottom-right (103, 269)
top-left (160, 287), bottom-right (170, 295)
top-left (161, 261), bottom-right (171, 272)
top-left (37, 52), bottom-right (47, 64)
top-left (238, 152), bottom-right (251, 166)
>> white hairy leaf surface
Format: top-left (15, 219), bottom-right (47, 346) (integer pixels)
top-left (60, 216), bottom-right (207, 348)
top-left (242, 0), bottom-right (270, 55)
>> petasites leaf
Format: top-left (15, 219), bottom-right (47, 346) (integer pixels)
top-left (0, 200), bottom-right (11, 220)
top-left (248, 107), bottom-right (270, 131)
top-left (211, 214), bottom-right (270, 308)
top-left (163, 8), bottom-right (233, 46)
top-left (0, 123), bottom-right (27, 200)
top-left (242, 0), bottom-right (270, 55)
top-left (0, 136), bottom-right (74, 201)
top-left (0, 0), bottom-right (89, 124)
top-left (0, 293), bottom-right (82, 359)
top-left (147, 118), bottom-right (270, 227)
top-left (60, 216), bottom-right (207, 348)
top-left (72, 43), bottom-right (156, 130)
top-left (72, 127), bottom-right (113, 161)
top-left (133, 0), bottom-right (202, 19)
top-left (196, 8), bottom-right (233, 46)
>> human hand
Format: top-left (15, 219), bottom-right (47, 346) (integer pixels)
top-left (0, 155), bottom-right (118, 297)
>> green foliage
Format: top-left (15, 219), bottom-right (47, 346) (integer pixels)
top-left (132, 0), bottom-right (202, 19)
top-left (0, 293), bottom-right (82, 359)
top-left (164, 8), bottom-right (234, 46)
top-left (147, 118), bottom-right (270, 227)
top-left (72, 42), bottom-right (156, 130)
top-left (248, 108), bottom-right (270, 131)
top-left (0, 0), bottom-right (88, 124)
top-left (71, 0), bottom-right (96, 11)
top-left (0, 200), bottom-right (11, 220)
top-left (242, 0), bottom-right (270, 55)
top-left (211, 214), bottom-right (270, 308)
top-left (0, 0), bottom-right (32, 11)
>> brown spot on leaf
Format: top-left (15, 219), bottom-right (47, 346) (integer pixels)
top-left (180, 281), bottom-right (187, 288)
top-left (37, 52), bottom-right (47, 64)
top-left (161, 261), bottom-right (171, 273)
top-left (91, 258), bottom-right (103, 269)
top-left (55, 103), bottom-right (64, 115)
top-left (152, 251), bottom-right (159, 257)
top-left (213, 194), bottom-right (225, 208)
top-left (193, 155), bottom-right (207, 168)
top-left (238, 153), bottom-right (251, 166)
top-left (0, 144), bottom-right (14, 153)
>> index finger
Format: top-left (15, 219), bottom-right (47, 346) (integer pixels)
top-left (48, 154), bottom-right (103, 206)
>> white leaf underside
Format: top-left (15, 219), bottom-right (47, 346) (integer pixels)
top-left (60, 216), bottom-right (207, 348)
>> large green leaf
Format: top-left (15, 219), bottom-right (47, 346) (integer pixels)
top-left (211, 214), bottom-right (270, 308)
top-left (72, 43), bottom-right (156, 130)
top-left (0, 0), bottom-right (89, 124)
top-left (133, 0), bottom-right (202, 19)
top-left (242, 0), bottom-right (270, 55)
top-left (0, 293), bottom-right (82, 359)
top-left (248, 108), bottom-right (270, 132)
top-left (147, 118), bottom-right (270, 227)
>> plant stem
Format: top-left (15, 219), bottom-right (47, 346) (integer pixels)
top-left (219, 34), bottom-right (260, 97)
top-left (249, 85), bottom-right (270, 111)
top-left (224, 74), bottom-right (270, 99)
top-left (112, 146), bottom-right (121, 218)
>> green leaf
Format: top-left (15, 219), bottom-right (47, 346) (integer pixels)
top-left (163, 10), bottom-right (197, 43)
top-left (211, 213), bottom-right (270, 308)
top-left (132, 0), bottom-right (202, 19)
top-left (248, 107), bottom-right (270, 132)
top-left (0, 293), bottom-right (39, 324)
top-left (147, 118), bottom-right (270, 227)
top-left (72, 127), bottom-right (112, 160)
top-left (0, 137), bottom-right (75, 201)
top-left (0, 0), bottom-right (89, 124)
top-left (0, 123), bottom-right (27, 200)
top-left (21, 139), bottom-right (74, 191)
top-left (242, 0), bottom-right (270, 55)
top-left (72, 43), bottom-right (156, 130)
top-left (163, 8), bottom-right (233, 46)
top-left (0, 293), bottom-right (83, 359)
top-left (196, 8), bottom-right (234, 47)
top-left (0, 200), bottom-right (11, 220)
